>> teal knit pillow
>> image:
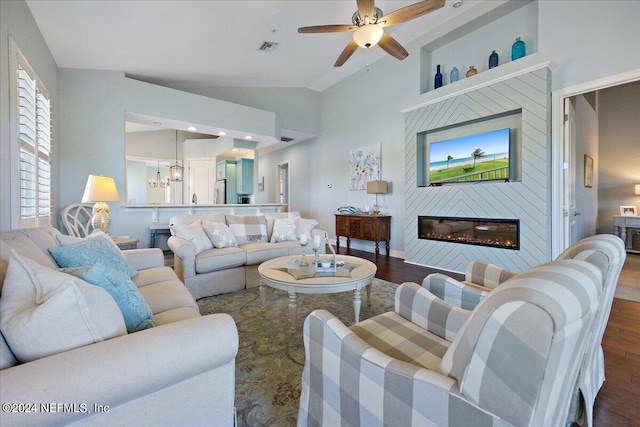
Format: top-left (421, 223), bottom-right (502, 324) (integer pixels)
top-left (49, 235), bottom-right (138, 278)
top-left (62, 263), bottom-right (154, 333)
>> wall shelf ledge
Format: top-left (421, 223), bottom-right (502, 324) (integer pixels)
top-left (404, 55), bottom-right (554, 114)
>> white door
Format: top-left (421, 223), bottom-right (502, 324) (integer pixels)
top-left (563, 97), bottom-right (578, 247)
top-left (189, 159), bottom-right (215, 205)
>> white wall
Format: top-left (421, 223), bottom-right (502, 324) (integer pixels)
top-left (573, 94), bottom-right (599, 240)
top-left (0, 0), bottom-right (58, 232)
top-left (597, 81), bottom-right (640, 234)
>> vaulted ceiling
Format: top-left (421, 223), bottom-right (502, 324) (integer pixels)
top-left (26, 0), bottom-right (477, 92)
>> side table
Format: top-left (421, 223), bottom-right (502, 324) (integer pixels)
top-left (150, 225), bottom-right (172, 255)
top-left (112, 236), bottom-right (139, 250)
top-left (335, 214), bottom-right (391, 257)
top-left (613, 215), bottom-right (640, 254)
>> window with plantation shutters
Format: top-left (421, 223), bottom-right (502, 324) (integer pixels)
top-left (16, 59), bottom-right (52, 228)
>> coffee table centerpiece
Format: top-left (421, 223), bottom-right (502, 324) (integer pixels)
top-left (258, 244), bottom-right (377, 332)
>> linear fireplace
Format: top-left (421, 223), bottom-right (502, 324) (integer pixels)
top-left (418, 216), bottom-right (519, 250)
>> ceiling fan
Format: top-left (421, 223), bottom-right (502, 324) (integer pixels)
top-left (298, 0), bottom-right (445, 67)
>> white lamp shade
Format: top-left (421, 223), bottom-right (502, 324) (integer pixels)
top-left (81, 175), bottom-right (120, 203)
top-left (367, 180), bottom-right (388, 194)
top-left (636, 184), bottom-right (640, 195)
top-left (353, 24), bottom-right (384, 48)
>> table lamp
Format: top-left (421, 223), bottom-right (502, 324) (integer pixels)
top-left (366, 180), bottom-right (388, 215)
top-left (81, 175), bottom-right (120, 234)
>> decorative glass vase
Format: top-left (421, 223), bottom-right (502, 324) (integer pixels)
top-left (434, 64), bottom-right (443, 89)
top-left (489, 50), bottom-right (499, 69)
top-left (466, 65), bottom-right (478, 77)
top-left (511, 37), bottom-right (525, 60)
top-left (450, 66), bottom-right (459, 83)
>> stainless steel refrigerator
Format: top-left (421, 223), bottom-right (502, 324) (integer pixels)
top-left (214, 179), bottom-right (226, 204)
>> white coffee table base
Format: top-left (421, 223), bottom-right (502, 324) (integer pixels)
top-left (259, 282), bottom-right (372, 332)
top-left (258, 255), bottom-right (377, 333)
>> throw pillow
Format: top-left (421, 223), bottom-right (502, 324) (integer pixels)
top-left (0, 251), bottom-right (126, 363)
top-left (49, 235), bottom-right (138, 278)
top-left (225, 214), bottom-right (268, 245)
top-left (202, 221), bottom-right (238, 249)
top-left (264, 212), bottom-right (300, 241)
top-left (171, 221), bottom-right (213, 254)
top-left (270, 217), bottom-right (298, 242)
top-left (297, 218), bottom-right (319, 239)
top-left (62, 263), bottom-right (155, 333)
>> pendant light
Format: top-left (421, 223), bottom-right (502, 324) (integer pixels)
top-left (170, 130), bottom-right (184, 182)
top-left (149, 162), bottom-right (169, 188)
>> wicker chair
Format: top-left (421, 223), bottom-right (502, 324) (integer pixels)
top-left (61, 203), bottom-right (94, 237)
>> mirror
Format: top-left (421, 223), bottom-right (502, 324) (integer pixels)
top-left (125, 113), bottom-right (257, 206)
top-left (126, 158), bottom-right (183, 205)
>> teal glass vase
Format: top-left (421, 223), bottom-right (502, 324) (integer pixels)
top-left (511, 37), bottom-right (525, 60)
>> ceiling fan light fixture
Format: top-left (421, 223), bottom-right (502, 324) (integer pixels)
top-left (353, 24), bottom-right (383, 48)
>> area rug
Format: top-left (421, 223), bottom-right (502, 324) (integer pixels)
top-left (197, 278), bottom-right (398, 427)
top-left (615, 253), bottom-right (640, 302)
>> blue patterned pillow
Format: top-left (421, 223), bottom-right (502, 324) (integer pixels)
top-left (49, 235), bottom-right (138, 278)
top-left (62, 263), bottom-right (155, 333)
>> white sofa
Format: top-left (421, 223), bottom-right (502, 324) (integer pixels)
top-left (168, 212), bottom-right (326, 300)
top-left (0, 226), bottom-right (238, 426)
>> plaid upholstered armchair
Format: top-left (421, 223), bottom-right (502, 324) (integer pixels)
top-left (298, 259), bottom-right (603, 427)
top-left (419, 234), bottom-right (626, 427)
top-left (421, 260), bottom-right (517, 310)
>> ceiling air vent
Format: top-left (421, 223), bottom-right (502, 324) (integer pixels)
top-left (258, 41), bottom-right (279, 52)
top-left (280, 136), bottom-right (295, 142)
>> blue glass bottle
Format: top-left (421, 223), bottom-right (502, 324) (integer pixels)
top-left (489, 50), bottom-right (499, 69)
top-left (450, 66), bottom-right (459, 83)
top-left (434, 64), bottom-right (443, 89)
top-left (511, 37), bottom-right (525, 60)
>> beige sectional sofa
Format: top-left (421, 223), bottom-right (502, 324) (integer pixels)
top-left (0, 226), bottom-right (238, 426)
top-left (168, 212), bottom-right (326, 299)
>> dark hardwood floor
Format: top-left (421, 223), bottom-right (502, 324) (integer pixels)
top-left (342, 248), bottom-right (640, 427)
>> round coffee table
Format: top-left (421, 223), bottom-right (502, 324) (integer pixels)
top-left (258, 255), bottom-right (377, 332)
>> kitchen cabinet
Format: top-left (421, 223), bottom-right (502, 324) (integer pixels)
top-left (236, 158), bottom-right (254, 195)
top-left (335, 214), bottom-right (391, 257)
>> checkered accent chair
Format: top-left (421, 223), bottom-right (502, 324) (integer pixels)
top-left (422, 260), bottom-right (517, 310)
top-left (556, 234), bottom-right (626, 427)
top-left (298, 259), bottom-right (603, 427)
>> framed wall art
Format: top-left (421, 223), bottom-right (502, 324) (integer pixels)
top-left (349, 144), bottom-right (380, 191)
top-left (584, 154), bottom-right (593, 188)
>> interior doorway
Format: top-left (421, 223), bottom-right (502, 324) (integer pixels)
top-left (552, 69), bottom-right (640, 257)
top-left (277, 163), bottom-right (289, 209)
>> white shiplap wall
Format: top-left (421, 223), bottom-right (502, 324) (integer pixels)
top-left (404, 67), bottom-right (551, 273)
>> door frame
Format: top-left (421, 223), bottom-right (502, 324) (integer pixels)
top-left (551, 68), bottom-right (640, 258)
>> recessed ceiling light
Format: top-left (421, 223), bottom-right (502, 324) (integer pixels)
top-left (187, 126), bottom-right (197, 132)
top-left (245, 135), bottom-right (253, 140)
top-left (218, 131), bottom-right (226, 136)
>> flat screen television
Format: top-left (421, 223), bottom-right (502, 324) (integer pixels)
top-left (428, 128), bottom-right (511, 184)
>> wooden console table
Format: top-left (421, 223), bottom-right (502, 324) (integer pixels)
top-left (614, 215), bottom-right (640, 254)
top-left (335, 214), bottom-right (391, 257)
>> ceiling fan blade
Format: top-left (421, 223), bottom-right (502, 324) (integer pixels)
top-left (378, 33), bottom-right (409, 61)
top-left (298, 24), bottom-right (357, 33)
top-left (356, 0), bottom-right (375, 21)
top-left (334, 40), bottom-right (359, 67)
top-left (379, 0), bottom-right (445, 28)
